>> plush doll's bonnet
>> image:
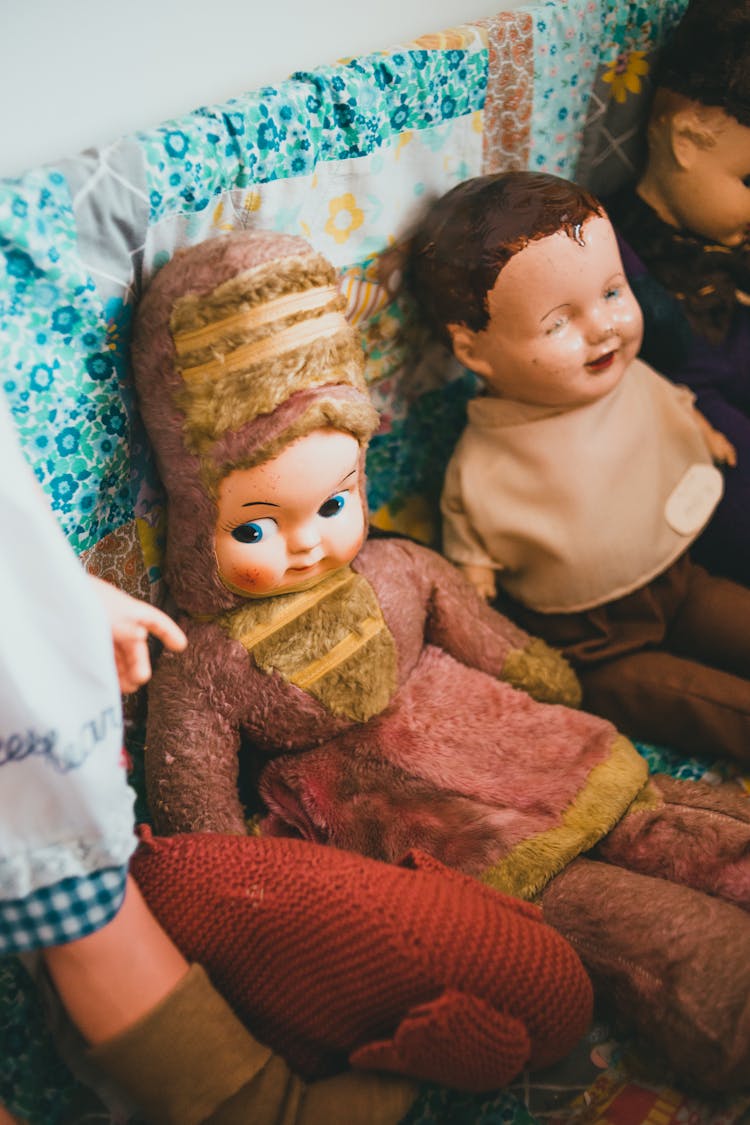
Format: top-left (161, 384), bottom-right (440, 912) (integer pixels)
top-left (131, 230), bottom-right (379, 618)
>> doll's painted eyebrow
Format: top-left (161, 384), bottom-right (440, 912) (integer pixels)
top-left (540, 302), bottom-right (571, 323)
top-left (605, 272), bottom-right (626, 287)
top-left (238, 465), bottom-right (358, 509)
top-left (337, 466), bottom-right (358, 487)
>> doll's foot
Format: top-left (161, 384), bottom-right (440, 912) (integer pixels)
top-left (596, 774), bottom-right (750, 911)
top-left (541, 857), bottom-right (750, 1092)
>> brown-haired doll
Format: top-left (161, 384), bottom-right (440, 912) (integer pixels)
top-left (130, 228), bottom-right (750, 1093)
top-left (410, 169), bottom-right (750, 766)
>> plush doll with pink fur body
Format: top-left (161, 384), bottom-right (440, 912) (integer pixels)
top-left (131, 230), bottom-right (750, 1093)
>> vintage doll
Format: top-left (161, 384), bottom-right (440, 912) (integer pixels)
top-left (128, 228), bottom-right (750, 1094)
top-left (409, 169), bottom-right (750, 765)
top-left (605, 0), bottom-right (750, 587)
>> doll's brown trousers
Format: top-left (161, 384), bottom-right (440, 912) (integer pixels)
top-left (500, 552), bottom-right (750, 764)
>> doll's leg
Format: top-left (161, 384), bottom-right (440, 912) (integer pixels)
top-left (540, 857), bottom-right (750, 1092)
top-left (667, 560), bottom-right (750, 677)
top-left (499, 557), bottom-right (750, 761)
top-left (594, 774), bottom-right (750, 911)
top-left (578, 649), bottom-right (750, 763)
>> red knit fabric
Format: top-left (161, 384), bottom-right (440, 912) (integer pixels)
top-left (131, 829), bottom-right (592, 1091)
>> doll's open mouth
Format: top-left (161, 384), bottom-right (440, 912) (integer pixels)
top-left (586, 351), bottom-right (616, 372)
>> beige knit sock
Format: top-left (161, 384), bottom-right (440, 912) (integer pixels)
top-left (89, 963), bottom-right (417, 1125)
top-left (209, 1059), bottom-right (417, 1125)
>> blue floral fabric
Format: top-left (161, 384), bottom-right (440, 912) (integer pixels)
top-left (140, 48), bottom-right (488, 225)
top-left (1, 2), bottom-right (745, 1122)
top-left (0, 175), bottom-right (132, 554)
top-left (528, 0), bottom-right (688, 177)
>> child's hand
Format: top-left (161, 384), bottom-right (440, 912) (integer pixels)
top-left (460, 564), bottom-right (497, 602)
top-left (694, 410), bottom-right (737, 467)
top-left (90, 576), bottom-right (188, 693)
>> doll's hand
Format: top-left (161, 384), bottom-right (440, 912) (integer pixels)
top-left (694, 410), bottom-right (737, 467)
top-left (502, 638), bottom-right (582, 709)
top-left (460, 564), bottom-right (497, 602)
top-left (90, 576), bottom-right (187, 693)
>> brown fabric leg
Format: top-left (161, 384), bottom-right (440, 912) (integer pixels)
top-left (577, 650), bottom-right (750, 763)
top-left (499, 555), bottom-right (750, 761)
top-left (668, 562), bottom-right (750, 679)
top-left (595, 774), bottom-right (750, 912)
top-left (541, 857), bottom-right (750, 1093)
top-left (495, 556), bottom-right (688, 667)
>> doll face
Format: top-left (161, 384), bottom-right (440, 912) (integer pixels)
top-left (450, 215), bottom-right (643, 409)
top-left (214, 429), bottom-right (366, 596)
top-left (665, 111), bottom-right (750, 247)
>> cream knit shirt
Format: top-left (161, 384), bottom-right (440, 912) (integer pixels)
top-left (441, 359), bottom-right (724, 613)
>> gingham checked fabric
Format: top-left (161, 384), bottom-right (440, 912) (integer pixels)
top-left (0, 866), bottom-right (127, 954)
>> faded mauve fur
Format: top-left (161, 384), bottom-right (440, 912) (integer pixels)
top-left (132, 231), bottom-right (750, 1094)
top-left (542, 857), bottom-right (750, 1090)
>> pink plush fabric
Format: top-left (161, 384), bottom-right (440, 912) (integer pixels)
top-left (145, 536), bottom-right (626, 884)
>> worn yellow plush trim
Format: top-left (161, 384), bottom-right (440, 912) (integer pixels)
top-left (178, 334), bottom-right (366, 460)
top-left (502, 637), bottom-right (583, 708)
top-left (169, 249), bottom-right (367, 458)
top-left (173, 285), bottom-right (340, 355)
top-left (238, 569), bottom-right (357, 646)
top-left (170, 256), bottom-right (339, 333)
top-left (480, 735), bottom-right (649, 900)
top-left (223, 569), bottom-right (398, 722)
top-left (619, 775), bottom-right (664, 814)
top-left (179, 312), bottom-right (349, 382)
top-left (290, 615), bottom-right (385, 689)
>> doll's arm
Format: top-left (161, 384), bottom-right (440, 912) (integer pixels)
top-left (145, 630), bottom-right (249, 836)
top-left (440, 459), bottom-right (502, 600)
top-left (667, 378), bottom-right (738, 466)
top-left (459, 563), bottom-right (497, 602)
top-left (404, 541), bottom-right (581, 708)
top-left (693, 408), bottom-right (737, 466)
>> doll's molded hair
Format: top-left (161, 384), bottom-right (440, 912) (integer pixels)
top-left (409, 172), bottom-right (603, 348)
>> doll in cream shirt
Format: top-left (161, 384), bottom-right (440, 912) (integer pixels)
top-left (410, 170), bottom-right (750, 764)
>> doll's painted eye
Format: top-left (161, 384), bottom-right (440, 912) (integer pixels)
top-left (604, 285), bottom-right (622, 300)
top-left (318, 492), bottom-right (347, 518)
top-left (545, 315), bottom-right (567, 335)
top-left (231, 517), bottom-right (278, 544)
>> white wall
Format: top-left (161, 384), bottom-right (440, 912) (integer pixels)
top-left (1, 0), bottom-right (520, 178)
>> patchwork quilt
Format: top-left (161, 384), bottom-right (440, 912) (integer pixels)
top-left (2, 1), bottom-right (749, 1121)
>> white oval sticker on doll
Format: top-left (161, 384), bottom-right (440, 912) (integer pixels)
top-left (664, 463), bottom-right (724, 536)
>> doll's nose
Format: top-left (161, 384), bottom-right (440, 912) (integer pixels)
top-left (586, 310), bottom-right (616, 344)
top-left (288, 520), bottom-right (322, 554)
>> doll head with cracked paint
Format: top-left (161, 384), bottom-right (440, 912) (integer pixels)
top-left (410, 171), bottom-right (644, 410)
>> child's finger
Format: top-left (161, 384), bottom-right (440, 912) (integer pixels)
top-left (138, 606), bottom-right (188, 652)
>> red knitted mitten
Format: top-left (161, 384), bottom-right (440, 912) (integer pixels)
top-left (351, 990), bottom-right (531, 1089)
top-left (131, 829), bottom-right (592, 1092)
